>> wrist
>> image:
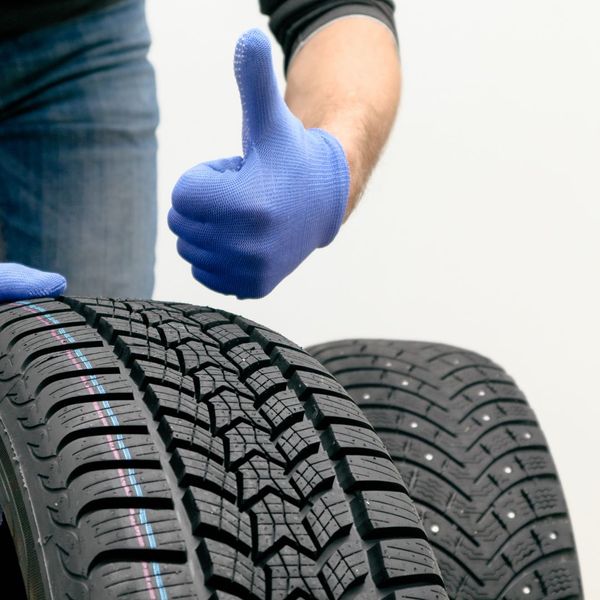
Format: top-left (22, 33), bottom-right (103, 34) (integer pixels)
top-left (318, 120), bottom-right (368, 218)
top-left (309, 127), bottom-right (351, 247)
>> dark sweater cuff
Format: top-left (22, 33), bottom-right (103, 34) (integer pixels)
top-left (287, 7), bottom-right (398, 72)
top-left (266, 2), bottom-right (398, 74)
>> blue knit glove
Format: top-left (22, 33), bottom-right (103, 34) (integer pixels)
top-left (168, 29), bottom-right (350, 299)
top-left (0, 263), bottom-right (66, 302)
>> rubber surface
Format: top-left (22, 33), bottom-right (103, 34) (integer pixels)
top-left (308, 340), bottom-right (584, 600)
top-left (0, 299), bottom-right (448, 600)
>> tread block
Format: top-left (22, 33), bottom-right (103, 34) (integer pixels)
top-left (89, 562), bottom-right (197, 600)
top-left (184, 488), bottom-right (252, 553)
top-left (170, 448), bottom-right (237, 501)
top-left (44, 433), bottom-right (160, 486)
top-left (501, 556), bottom-right (581, 599)
top-left (225, 341), bottom-right (269, 374)
top-left (272, 345), bottom-right (329, 376)
top-left (158, 415), bottom-right (224, 460)
top-left (267, 546), bottom-right (327, 600)
top-left (60, 508), bottom-right (185, 576)
top-left (221, 420), bottom-right (281, 469)
top-left (383, 587), bottom-right (448, 600)
top-left (321, 423), bottom-right (389, 459)
top-left (243, 325), bottom-right (300, 352)
top-left (206, 389), bottom-right (270, 433)
top-left (244, 365), bottom-right (288, 398)
top-left (237, 454), bottom-right (301, 507)
top-left (202, 323), bottom-right (250, 348)
top-left (289, 370), bottom-right (348, 399)
top-left (22, 347), bottom-right (120, 394)
top-left (99, 318), bottom-right (163, 346)
top-left (145, 383), bottom-right (211, 425)
top-left (130, 360), bottom-right (196, 394)
top-left (252, 493), bottom-right (317, 559)
top-left (53, 468), bottom-right (172, 525)
top-left (198, 539), bottom-right (266, 600)
top-left (155, 321), bottom-right (217, 347)
top-left (304, 392), bottom-right (369, 428)
top-left (46, 400), bottom-right (145, 436)
top-left (290, 449), bottom-right (335, 500)
top-left (304, 490), bottom-right (353, 550)
top-left (17, 378), bottom-right (134, 425)
top-left (368, 539), bottom-right (442, 587)
top-left (351, 490), bottom-right (423, 539)
top-left (336, 455), bottom-right (406, 493)
top-left (176, 339), bottom-right (239, 375)
top-left (319, 538), bottom-right (368, 598)
top-left (275, 418), bottom-right (320, 468)
top-left (258, 388), bottom-right (304, 432)
top-left (117, 342), bottom-right (180, 370)
top-left (193, 365), bottom-right (251, 399)
top-left (9, 324), bottom-right (101, 367)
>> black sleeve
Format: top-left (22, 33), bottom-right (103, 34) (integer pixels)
top-left (259, 1), bottom-right (397, 72)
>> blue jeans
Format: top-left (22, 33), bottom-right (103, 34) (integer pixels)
top-left (0, 0), bottom-right (158, 297)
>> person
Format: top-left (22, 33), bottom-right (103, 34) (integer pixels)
top-left (0, 0), bottom-right (401, 301)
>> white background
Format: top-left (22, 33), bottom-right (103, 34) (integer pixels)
top-left (147, 1), bottom-right (599, 595)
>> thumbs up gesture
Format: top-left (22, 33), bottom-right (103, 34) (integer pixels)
top-left (168, 29), bottom-right (350, 299)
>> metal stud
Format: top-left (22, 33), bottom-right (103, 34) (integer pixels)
top-left (524, 432), bottom-right (532, 440)
top-left (482, 414), bottom-right (491, 422)
top-left (410, 421), bottom-right (418, 429)
top-left (507, 511), bottom-right (516, 519)
top-left (478, 390), bottom-right (486, 397)
top-left (504, 466), bottom-right (513, 474)
top-left (401, 379), bottom-right (409, 386)
top-left (522, 586), bottom-right (531, 595)
top-left (430, 524), bottom-right (440, 534)
top-left (363, 393), bottom-right (371, 400)
top-left (425, 453), bottom-right (434, 461)
top-left (549, 532), bottom-right (558, 540)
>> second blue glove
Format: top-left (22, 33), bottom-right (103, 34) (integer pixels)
top-left (168, 29), bottom-right (350, 299)
top-left (0, 263), bottom-right (66, 302)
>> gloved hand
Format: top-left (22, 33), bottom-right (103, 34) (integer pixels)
top-left (168, 29), bottom-right (350, 299)
top-left (0, 263), bottom-right (66, 302)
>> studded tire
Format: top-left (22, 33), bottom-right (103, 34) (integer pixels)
top-left (0, 299), bottom-right (449, 600)
top-left (307, 339), bottom-right (584, 600)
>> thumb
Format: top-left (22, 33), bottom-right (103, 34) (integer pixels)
top-left (234, 29), bottom-right (286, 154)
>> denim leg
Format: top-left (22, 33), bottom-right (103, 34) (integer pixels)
top-left (0, 0), bottom-right (159, 298)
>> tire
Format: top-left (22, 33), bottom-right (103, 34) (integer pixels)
top-left (0, 299), bottom-right (448, 600)
top-left (308, 340), bottom-right (584, 600)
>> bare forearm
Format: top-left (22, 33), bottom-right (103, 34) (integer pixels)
top-left (285, 17), bottom-right (401, 218)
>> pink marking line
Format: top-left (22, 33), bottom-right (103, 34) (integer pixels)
top-left (129, 508), bottom-right (147, 549)
top-left (104, 432), bottom-right (121, 459)
top-left (64, 347), bottom-right (96, 394)
top-left (141, 562), bottom-right (158, 600)
top-left (19, 305), bottom-right (42, 316)
top-left (118, 468), bottom-right (134, 497)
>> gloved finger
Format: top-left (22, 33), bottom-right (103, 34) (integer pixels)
top-left (234, 29), bottom-right (287, 153)
top-left (167, 207), bottom-right (223, 246)
top-left (176, 238), bottom-right (224, 272)
top-left (191, 264), bottom-right (276, 300)
top-left (0, 263), bottom-right (66, 302)
top-left (177, 237), bottom-right (274, 278)
top-left (171, 156), bottom-right (244, 220)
